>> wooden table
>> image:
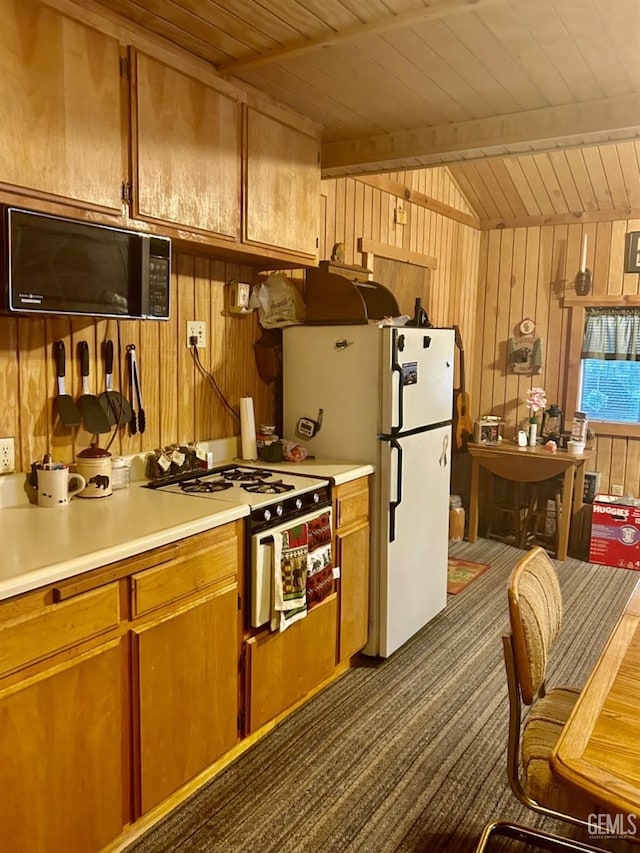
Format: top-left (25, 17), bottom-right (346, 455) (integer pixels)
top-left (467, 442), bottom-right (593, 561)
top-left (551, 580), bottom-right (640, 826)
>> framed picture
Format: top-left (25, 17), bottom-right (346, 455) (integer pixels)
top-left (625, 231), bottom-right (640, 273)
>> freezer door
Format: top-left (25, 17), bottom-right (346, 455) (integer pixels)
top-left (376, 425), bottom-right (450, 657)
top-left (381, 327), bottom-right (454, 434)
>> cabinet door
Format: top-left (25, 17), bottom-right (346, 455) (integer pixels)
top-left (337, 521), bottom-right (370, 661)
top-left (0, 0), bottom-right (124, 210)
top-left (245, 594), bottom-right (337, 733)
top-left (133, 52), bottom-right (241, 239)
top-left (133, 586), bottom-right (238, 815)
top-left (0, 639), bottom-right (129, 853)
top-left (244, 106), bottom-right (320, 258)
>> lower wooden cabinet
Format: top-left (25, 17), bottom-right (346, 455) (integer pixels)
top-left (337, 521), bottom-right (370, 661)
top-left (132, 585), bottom-right (239, 815)
top-left (244, 594), bottom-right (337, 733)
top-left (0, 638), bottom-right (129, 853)
top-left (334, 477), bottom-right (371, 661)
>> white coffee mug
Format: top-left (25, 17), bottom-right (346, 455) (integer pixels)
top-left (36, 465), bottom-right (86, 507)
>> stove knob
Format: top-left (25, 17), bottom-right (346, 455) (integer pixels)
top-left (295, 497), bottom-right (303, 511)
top-left (313, 491), bottom-right (321, 504)
top-left (263, 509), bottom-right (271, 522)
top-left (275, 504), bottom-right (284, 517)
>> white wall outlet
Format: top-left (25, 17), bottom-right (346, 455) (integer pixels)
top-left (0, 437), bottom-right (15, 474)
top-left (394, 206), bottom-right (407, 225)
top-left (186, 321), bottom-right (206, 348)
top-left (610, 483), bottom-right (624, 496)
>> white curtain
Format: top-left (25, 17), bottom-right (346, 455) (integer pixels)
top-left (582, 308), bottom-right (640, 361)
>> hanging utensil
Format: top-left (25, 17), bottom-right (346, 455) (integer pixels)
top-left (99, 339), bottom-right (132, 427)
top-left (54, 341), bottom-right (82, 427)
top-left (128, 344), bottom-right (146, 435)
top-left (77, 341), bottom-right (112, 434)
top-left (127, 345), bottom-right (137, 436)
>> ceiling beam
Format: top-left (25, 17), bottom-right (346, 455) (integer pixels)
top-left (216, 0), bottom-right (508, 74)
top-left (321, 94), bottom-right (640, 175)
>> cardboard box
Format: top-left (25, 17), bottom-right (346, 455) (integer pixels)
top-left (589, 494), bottom-right (640, 569)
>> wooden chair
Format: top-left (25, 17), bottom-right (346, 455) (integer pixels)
top-left (474, 547), bottom-right (607, 852)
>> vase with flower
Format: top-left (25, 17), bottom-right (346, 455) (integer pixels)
top-left (526, 386), bottom-right (547, 446)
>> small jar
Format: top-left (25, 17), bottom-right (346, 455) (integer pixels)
top-left (111, 457), bottom-right (130, 490)
top-left (76, 444), bottom-right (112, 498)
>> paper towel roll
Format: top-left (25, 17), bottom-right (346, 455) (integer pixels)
top-left (240, 396), bottom-right (258, 461)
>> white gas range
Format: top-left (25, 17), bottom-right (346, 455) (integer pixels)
top-left (147, 465), bottom-right (332, 629)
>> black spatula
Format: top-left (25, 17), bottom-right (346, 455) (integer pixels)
top-left (77, 341), bottom-right (112, 434)
top-left (99, 339), bottom-right (132, 426)
top-left (54, 341), bottom-right (82, 427)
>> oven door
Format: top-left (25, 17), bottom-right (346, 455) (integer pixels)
top-left (250, 506), bottom-right (332, 629)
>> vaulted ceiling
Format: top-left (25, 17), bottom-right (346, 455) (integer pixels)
top-left (92, 0), bottom-right (640, 182)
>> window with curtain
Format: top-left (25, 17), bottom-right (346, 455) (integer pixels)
top-left (579, 307), bottom-right (640, 423)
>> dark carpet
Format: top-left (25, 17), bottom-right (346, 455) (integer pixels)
top-left (125, 540), bottom-right (638, 852)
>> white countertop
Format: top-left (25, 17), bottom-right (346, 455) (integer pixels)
top-left (0, 484), bottom-right (247, 601)
top-left (0, 458), bottom-right (373, 602)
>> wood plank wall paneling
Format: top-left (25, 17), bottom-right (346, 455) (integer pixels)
top-left (473, 218), bottom-right (640, 495)
top-left (0, 254), bottom-right (272, 473)
top-left (320, 167), bottom-right (481, 391)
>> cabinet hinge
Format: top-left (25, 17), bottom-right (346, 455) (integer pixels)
top-left (119, 55), bottom-right (130, 80)
top-left (121, 182), bottom-right (131, 204)
top-left (237, 709), bottom-right (245, 732)
top-left (237, 593), bottom-right (242, 611)
top-left (316, 237), bottom-right (320, 249)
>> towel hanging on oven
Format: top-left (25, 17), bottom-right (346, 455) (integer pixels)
top-left (271, 521), bottom-right (308, 632)
top-left (307, 509), bottom-right (333, 607)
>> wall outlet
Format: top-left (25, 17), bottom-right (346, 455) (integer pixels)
top-left (610, 483), bottom-right (624, 496)
top-left (394, 206), bottom-right (407, 225)
top-left (0, 437), bottom-right (15, 474)
top-left (186, 321), bottom-right (206, 348)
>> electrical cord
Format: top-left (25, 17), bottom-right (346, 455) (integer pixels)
top-left (190, 343), bottom-right (240, 424)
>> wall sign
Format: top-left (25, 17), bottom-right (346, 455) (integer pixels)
top-left (625, 231), bottom-right (640, 273)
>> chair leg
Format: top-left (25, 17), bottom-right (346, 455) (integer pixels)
top-left (474, 818), bottom-right (611, 852)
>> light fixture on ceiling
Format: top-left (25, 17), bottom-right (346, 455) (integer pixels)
top-left (575, 233), bottom-right (592, 296)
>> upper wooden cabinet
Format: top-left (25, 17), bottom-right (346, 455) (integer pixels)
top-left (132, 53), bottom-right (241, 240)
top-left (0, 0), bottom-right (125, 211)
top-left (244, 105), bottom-right (320, 260)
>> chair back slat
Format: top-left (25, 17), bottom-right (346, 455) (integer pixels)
top-left (508, 547), bottom-right (563, 704)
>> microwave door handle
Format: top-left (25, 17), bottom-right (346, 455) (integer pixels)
top-left (388, 438), bottom-right (403, 543)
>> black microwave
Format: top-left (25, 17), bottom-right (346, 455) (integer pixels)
top-left (4, 207), bottom-right (171, 320)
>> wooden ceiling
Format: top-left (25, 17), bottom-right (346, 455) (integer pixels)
top-left (90, 0), bottom-right (640, 180)
top-left (450, 139), bottom-right (640, 226)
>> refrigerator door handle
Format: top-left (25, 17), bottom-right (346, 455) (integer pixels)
top-left (388, 438), bottom-right (403, 542)
top-left (390, 328), bottom-right (405, 433)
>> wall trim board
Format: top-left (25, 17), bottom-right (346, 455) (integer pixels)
top-left (482, 208), bottom-right (640, 231)
top-left (358, 237), bottom-right (438, 270)
top-left (563, 293), bottom-right (640, 307)
top-left (354, 176), bottom-right (480, 230)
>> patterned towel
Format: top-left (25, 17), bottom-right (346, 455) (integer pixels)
top-left (271, 522), bottom-right (308, 632)
top-left (307, 509), bottom-right (333, 607)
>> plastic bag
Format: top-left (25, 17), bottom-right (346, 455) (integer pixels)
top-left (249, 273), bottom-right (305, 329)
top-left (281, 440), bottom-right (308, 462)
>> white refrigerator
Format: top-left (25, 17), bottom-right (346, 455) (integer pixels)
top-left (283, 324), bottom-right (454, 658)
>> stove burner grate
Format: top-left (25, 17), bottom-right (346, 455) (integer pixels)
top-left (242, 480), bottom-right (295, 494)
top-left (179, 478), bottom-right (233, 494)
top-left (223, 468), bottom-right (273, 482)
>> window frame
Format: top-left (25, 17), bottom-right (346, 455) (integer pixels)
top-left (566, 302), bottom-right (640, 438)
